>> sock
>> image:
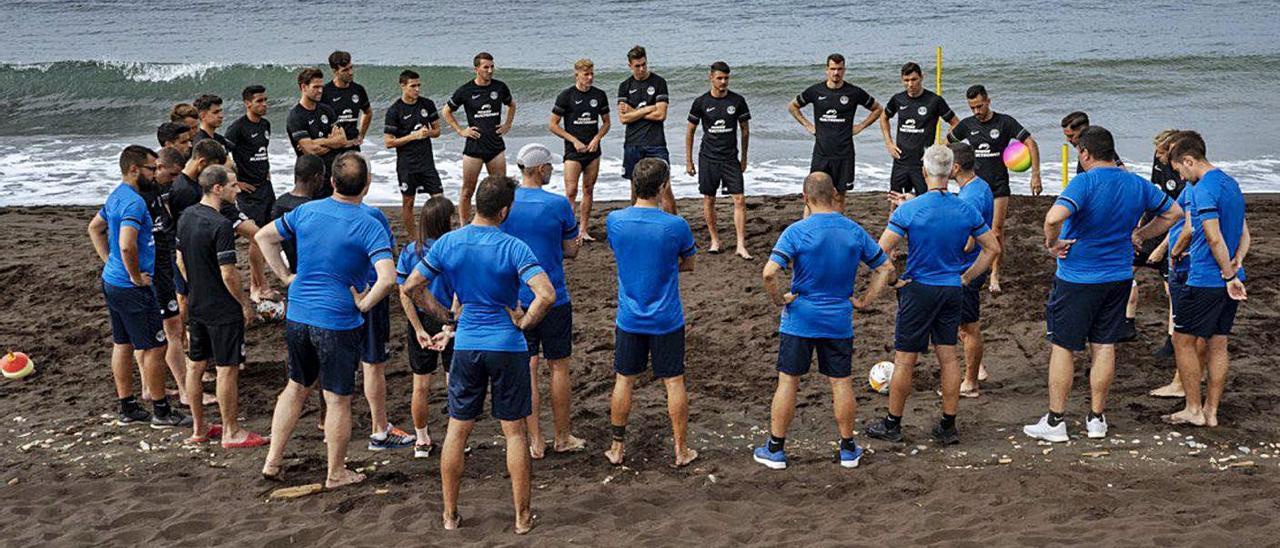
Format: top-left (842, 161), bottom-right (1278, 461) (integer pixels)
top-left (415, 427), bottom-right (431, 444)
top-left (611, 424), bottom-right (626, 442)
top-left (153, 398), bottom-right (172, 417)
top-left (884, 413), bottom-right (902, 429)
top-left (839, 437), bottom-right (858, 452)
top-left (1087, 411), bottom-right (1104, 422)
top-left (372, 429), bottom-right (388, 441)
top-left (940, 413), bottom-right (956, 430)
top-left (119, 396), bottom-right (138, 412)
top-left (767, 435), bottom-right (785, 453)
top-left (1047, 411), bottom-right (1064, 427)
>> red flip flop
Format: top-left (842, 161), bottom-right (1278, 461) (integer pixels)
top-left (207, 424), bottom-right (223, 439)
top-left (222, 431), bottom-right (269, 449)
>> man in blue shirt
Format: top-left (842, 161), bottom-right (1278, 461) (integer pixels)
top-left (1024, 126), bottom-right (1183, 443)
top-left (254, 152), bottom-right (398, 490)
top-left (86, 145), bottom-right (190, 428)
top-left (359, 202), bottom-right (417, 452)
top-left (605, 158), bottom-right (699, 468)
top-left (402, 175), bottom-right (555, 534)
top-left (501, 143), bottom-right (584, 459)
top-left (867, 144), bottom-right (999, 445)
top-left (1163, 131), bottom-right (1249, 428)
top-left (752, 172), bottom-right (894, 470)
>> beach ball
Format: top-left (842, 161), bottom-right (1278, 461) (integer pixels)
top-left (1003, 140), bottom-right (1032, 172)
top-left (868, 361), bottom-right (894, 394)
top-left (1, 352), bottom-right (34, 380)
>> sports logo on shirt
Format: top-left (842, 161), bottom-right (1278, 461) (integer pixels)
top-left (400, 181), bottom-right (409, 191)
top-left (156, 330), bottom-right (166, 342)
top-left (421, 108), bottom-right (429, 117)
top-left (352, 94), bottom-right (360, 103)
top-left (1166, 180), bottom-right (1177, 191)
top-left (990, 129), bottom-right (1000, 139)
top-left (589, 98), bottom-right (598, 107)
top-left (727, 105), bottom-right (736, 115)
top-left (839, 96), bottom-right (849, 105)
top-left (647, 86), bottom-right (655, 95)
top-left (918, 106), bottom-right (927, 115)
top-left (490, 91), bottom-right (498, 100)
top-left (167, 300), bottom-right (178, 312)
top-left (320, 115), bottom-right (329, 124)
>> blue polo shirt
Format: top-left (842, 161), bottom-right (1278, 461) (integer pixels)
top-left (1187, 169), bottom-right (1246, 287)
top-left (362, 205), bottom-right (395, 288)
top-left (275, 198), bottom-right (394, 330)
top-left (414, 224), bottom-right (545, 352)
top-left (770, 213), bottom-right (887, 339)
top-left (957, 177), bottom-right (995, 269)
top-left (100, 183), bottom-right (156, 288)
top-left (887, 190), bottom-right (990, 286)
top-left (1055, 167), bottom-right (1172, 284)
top-left (1168, 183), bottom-right (1195, 274)
top-left (396, 239), bottom-right (454, 313)
top-left (606, 206), bottom-right (697, 335)
top-left (500, 186), bottom-right (578, 307)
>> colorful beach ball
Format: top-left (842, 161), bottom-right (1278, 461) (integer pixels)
top-left (1003, 140), bottom-right (1032, 172)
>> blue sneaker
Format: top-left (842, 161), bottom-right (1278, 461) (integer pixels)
top-left (753, 445), bottom-right (788, 470)
top-left (368, 423), bottom-right (417, 451)
top-left (839, 443), bottom-right (864, 468)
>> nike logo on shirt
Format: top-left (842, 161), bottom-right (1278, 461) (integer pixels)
top-left (403, 114), bottom-right (413, 119)
top-left (574, 100), bottom-right (583, 104)
top-left (706, 107), bottom-right (716, 112)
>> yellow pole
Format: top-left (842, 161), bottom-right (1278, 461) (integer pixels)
top-left (936, 46), bottom-right (943, 143)
top-left (1061, 144), bottom-right (1070, 188)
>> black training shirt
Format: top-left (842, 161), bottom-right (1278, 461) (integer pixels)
top-left (688, 91), bottom-right (751, 161)
top-left (270, 192), bottom-right (312, 273)
top-left (176, 203), bottom-right (241, 324)
top-left (617, 73), bottom-right (670, 148)
top-left (948, 113), bottom-right (1031, 189)
top-left (795, 82), bottom-right (876, 159)
top-left (446, 79), bottom-right (513, 155)
top-left (383, 97), bottom-right (440, 174)
top-left (885, 89), bottom-right (955, 166)
top-left (322, 81), bottom-right (371, 151)
top-left (223, 115), bottom-right (272, 185)
top-left (552, 85), bottom-right (610, 146)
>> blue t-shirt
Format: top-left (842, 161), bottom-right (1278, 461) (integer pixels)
top-left (1055, 167), bottom-right (1172, 284)
top-left (1168, 184), bottom-right (1195, 274)
top-left (500, 187), bottom-right (579, 307)
top-left (957, 177), bottom-right (995, 269)
top-left (396, 239), bottom-right (454, 313)
top-left (100, 183), bottom-right (156, 288)
top-left (606, 206), bottom-right (697, 335)
top-left (770, 213), bottom-right (887, 339)
top-left (275, 198), bottom-right (394, 330)
top-left (1187, 169), bottom-right (1246, 287)
top-left (362, 205), bottom-right (395, 288)
top-left (414, 224), bottom-right (545, 352)
top-left (887, 190), bottom-right (990, 287)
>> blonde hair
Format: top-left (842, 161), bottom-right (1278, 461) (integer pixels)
top-left (574, 58), bottom-right (594, 72)
top-left (1154, 129), bottom-right (1180, 147)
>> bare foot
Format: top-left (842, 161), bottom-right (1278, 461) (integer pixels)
top-left (529, 437), bottom-right (546, 460)
top-left (674, 447), bottom-right (699, 467)
top-left (1204, 411), bottom-right (1219, 427)
top-left (325, 467), bottom-right (366, 489)
top-left (1148, 382), bottom-right (1185, 398)
top-left (989, 277), bottom-right (1002, 294)
top-left (735, 247), bottom-right (753, 261)
top-left (554, 435), bottom-right (586, 453)
top-left (958, 380), bottom-right (981, 398)
top-left (201, 392), bottom-right (217, 405)
top-left (581, 232), bottom-right (595, 242)
top-left (1162, 409), bottom-right (1206, 426)
top-left (261, 460), bottom-right (283, 482)
top-left (708, 242), bottom-right (723, 254)
top-left (443, 511), bottom-right (461, 530)
top-left (202, 371), bottom-right (215, 383)
top-left (604, 442), bottom-right (625, 465)
top-left (977, 365), bottom-right (989, 382)
top-left (515, 514), bottom-right (534, 535)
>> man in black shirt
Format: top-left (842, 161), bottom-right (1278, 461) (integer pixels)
top-left (789, 53), bottom-right (884, 212)
top-left (879, 62), bottom-right (959, 199)
top-left (550, 58), bottom-right (610, 241)
top-left (225, 84), bottom-right (279, 302)
top-left (948, 85), bottom-right (1042, 293)
top-left (685, 61), bottom-right (751, 259)
top-left (176, 164), bottom-right (266, 448)
top-left (192, 95), bottom-right (234, 169)
top-left (323, 51), bottom-right (372, 157)
top-left (618, 45), bottom-right (676, 214)
top-left (384, 69), bottom-right (442, 243)
top-left (287, 67), bottom-right (351, 197)
top-left (443, 52), bottom-right (516, 222)
top-left (271, 154), bottom-right (324, 274)
top-left (1061, 111), bottom-right (1090, 175)
top-left (157, 122), bottom-right (193, 160)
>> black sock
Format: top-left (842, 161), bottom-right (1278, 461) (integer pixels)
top-left (767, 435), bottom-right (785, 453)
top-left (1047, 411), bottom-right (1064, 427)
top-left (153, 398), bottom-right (171, 417)
top-left (839, 437), bottom-right (858, 452)
top-left (884, 413), bottom-right (902, 429)
top-left (1087, 411), bottom-right (1104, 422)
top-left (610, 424), bottom-right (626, 442)
top-left (119, 396), bottom-right (138, 412)
top-left (940, 413), bottom-right (956, 430)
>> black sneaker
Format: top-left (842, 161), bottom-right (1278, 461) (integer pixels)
top-left (865, 419), bottom-right (903, 442)
top-left (931, 423), bottom-right (960, 445)
top-left (1117, 318), bottom-right (1138, 343)
top-left (117, 406), bottom-right (152, 426)
top-left (1153, 336), bottom-right (1174, 359)
top-left (151, 409), bottom-right (193, 429)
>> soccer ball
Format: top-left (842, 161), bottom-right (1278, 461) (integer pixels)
top-left (868, 361), bottom-right (894, 394)
top-left (256, 300), bottom-right (286, 322)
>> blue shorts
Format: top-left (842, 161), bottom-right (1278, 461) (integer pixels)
top-left (1173, 286), bottom-right (1239, 338)
top-left (622, 145), bottom-right (670, 179)
top-left (448, 350), bottom-right (531, 421)
top-left (1045, 277), bottom-right (1130, 352)
top-left (360, 298), bottom-right (391, 364)
top-left (102, 280), bottom-right (166, 350)
top-left (960, 273), bottom-right (987, 325)
top-left (524, 302), bottom-right (573, 360)
top-left (614, 326), bottom-right (685, 379)
top-left (894, 282), bottom-right (963, 353)
top-left (285, 320), bottom-right (362, 395)
top-left (777, 334), bottom-right (853, 378)
top-left (1168, 270), bottom-right (1190, 319)
top-left (173, 259), bottom-right (188, 296)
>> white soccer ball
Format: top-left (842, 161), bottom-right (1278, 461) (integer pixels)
top-left (256, 299), bottom-right (286, 322)
top-left (868, 361), bottom-right (895, 394)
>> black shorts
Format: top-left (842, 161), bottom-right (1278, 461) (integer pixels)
top-left (564, 145), bottom-right (601, 165)
top-left (406, 311), bottom-right (453, 375)
top-left (1168, 269), bottom-right (1189, 315)
top-left (187, 319), bottom-right (244, 366)
top-left (360, 298), bottom-right (391, 364)
top-left (463, 144), bottom-right (505, 163)
top-left (1132, 239), bottom-right (1169, 275)
top-left (285, 320), bottom-right (362, 395)
top-left (152, 267), bottom-right (180, 319)
top-left (985, 178), bottom-right (1011, 199)
top-left (890, 162), bottom-right (927, 195)
top-left (1045, 277), bottom-right (1130, 351)
top-left (398, 170), bottom-right (443, 197)
top-left (173, 258), bottom-right (188, 296)
top-left (524, 302), bottom-right (573, 360)
top-left (809, 155), bottom-right (855, 192)
top-left (698, 156), bottom-right (744, 196)
top-left (237, 182), bottom-right (276, 227)
top-left (103, 281), bottom-right (166, 350)
top-left (622, 145), bottom-right (670, 179)
top-left (960, 273), bottom-right (987, 325)
top-left (776, 334), bottom-right (853, 378)
top-left (614, 326), bottom-right (685, 379)
top-left (894, 282), bottom-right (963, 353)
top-left (1173, 286), bottom-right (1239, 338)
top-left (448, 349), bottom-right (532, 421)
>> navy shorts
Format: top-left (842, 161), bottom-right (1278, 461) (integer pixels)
top-left (1168, 270), bottom-right (1189, 317)
top-left (890, 162), bottom-right (926, 195)
top-left (698, 156), bottom-right (744, 196)
top-left (622, 145), bottom-right (670, 179)
top-left (398, 170), bottom-right (443, 197)
top-left (960, 273), bottom-right (987, 325)
top-left (777, 334), bottom-right (853, 378)
top-left (894, 282), bottom-right (963, 353)
top-left (360, 298), bottom-right (391, 364)
top-left (285, 320), bottom-right (362, 396)
top-left (524, 302), bottom-right (573, 360)
top-left (1045, 277), bottom-right (1130, 351)
top-left (152, 267), bottom-right (180, 319)
top-left (103, 281), bottom-right (166, 350)
top-left (1173, 286), bottom-right (1239, 338)
top-left (406, 312), bottom-right (453, 375)
top-left (614, 326), bottom-right (685, 379)
top-left (809, 155), bottom-right (855, 191)
top-left (173, 259), bottom-right (188, 296)
top-left (187, 319), bottom-right (244, 367)
top-left (448, 350), bottom-right (532, 421)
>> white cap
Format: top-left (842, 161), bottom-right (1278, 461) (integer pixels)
top-left (516, 143), bottom-right (562, 168)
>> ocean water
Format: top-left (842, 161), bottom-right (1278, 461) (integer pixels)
top-left (2, 0), bottom-right (1278, 206)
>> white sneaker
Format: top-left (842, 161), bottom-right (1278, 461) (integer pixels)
top-left (1023, 414), bottom-right (1069, 443)
top-left (1086, 414), bottom-right (1108, 439)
